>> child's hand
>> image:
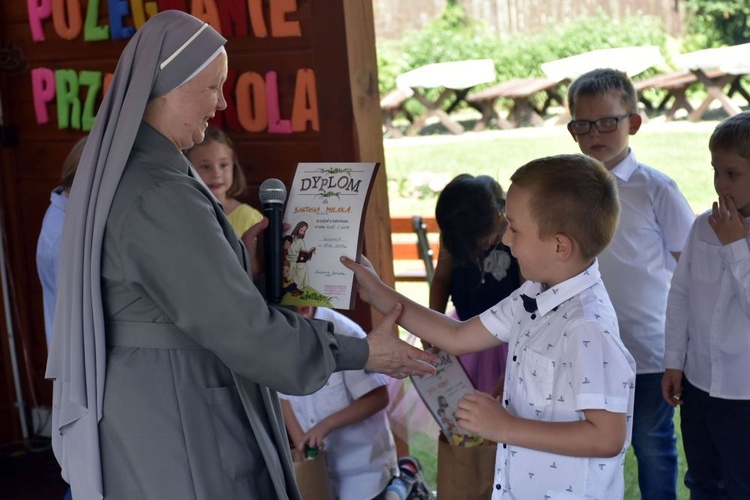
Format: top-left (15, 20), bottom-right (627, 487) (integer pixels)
top-left (661, 369), bottom-right (684, 407)
top-left (456, 391), bottom-right (509, 443)
top-left (709, 195), bottom-right (748, 245)
top-left (364, 304), bottom-right (438, 379)
top-left (340, 255), bottom-right (384, 305)
top-left (301, 421), bottom-right (332, 449)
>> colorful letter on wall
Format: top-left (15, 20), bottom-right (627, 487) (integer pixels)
top-left (236, 71), bottom-right (267, 133)
top-left (84, 0), bottom-right (110, 41)
top-left (27, 0), bottom-right (52, 41)
top-left (291, 69), bottom-right (319, 132)
top-left (265, 71), bottom-right (292, 134)
top-left (79, 71), bottom-right (103, 131)
top-left (109, 0), bottom-right (135, 39)
top-left (55, 69), bottom-right (81, 129)
top-left (52, 0), bottom-right (83, 40)
top-left (270, 0), bottom-right (301, 37)
top-left (31, 68), bottom-right (55, 124)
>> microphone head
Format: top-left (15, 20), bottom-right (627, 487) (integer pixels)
top-left (259, 178), bottom-right (287, 204)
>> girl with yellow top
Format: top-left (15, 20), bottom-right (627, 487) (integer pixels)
top-left (186, 125), bottom-right (262, 235)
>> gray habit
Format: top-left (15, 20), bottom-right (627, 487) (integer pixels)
top-left (45, 10), bottom-right (368, 500)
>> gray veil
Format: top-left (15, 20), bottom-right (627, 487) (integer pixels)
top-left (45, 11), bottom-right (226, 500)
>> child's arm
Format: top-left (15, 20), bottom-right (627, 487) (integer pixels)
top-left (300, 385), bottom-right (389, 449)
top-left (662, 217), bottom-right (698, 406)
top-left (280, 399), bottom-right (306, 451)
top-left (342, 256), bottom-right (501, 355)
top-left (456, 392), bottom-right (626, 457)
top-left (429, 248), bottom-right (453, 313)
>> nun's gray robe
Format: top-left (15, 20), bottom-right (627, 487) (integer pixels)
top-left (97, 123), bottom-right (367, 499)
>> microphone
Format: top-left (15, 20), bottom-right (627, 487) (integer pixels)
top-left (259, 178), bottom-right (287, 304)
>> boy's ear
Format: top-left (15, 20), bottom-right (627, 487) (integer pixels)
top-left (553, 233), bottom-right (575, 261)
top-left (628, 113), bottom-right (642, 135)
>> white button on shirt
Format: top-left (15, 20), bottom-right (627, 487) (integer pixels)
top-left (598, 150), bottom-right (695, 374)
top-left (480, 260), bottom-right (636, 499)
top-left (665, 213), bottom-right (750, 399)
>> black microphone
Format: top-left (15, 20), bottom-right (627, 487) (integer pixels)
top-left (259, 178), bottom-right (287, 304)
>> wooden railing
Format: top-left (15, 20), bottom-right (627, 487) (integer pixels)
top-left (390, 216), bottom-right (439, 283)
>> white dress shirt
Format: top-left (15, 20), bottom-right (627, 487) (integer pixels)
top-left (598, 150), bottom-right (695, 373)
top-left (664, 212), bottom-right (750, 399)
top-left (480, 260), bottom-right (636, 499)
top-left (36, 187), bottom-right (67, 346)
top-left (280, 307), bottom-right (397, 500)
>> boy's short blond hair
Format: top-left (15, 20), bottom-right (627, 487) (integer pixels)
top-left (510, 154), bottom-right (620, 260)
top-left (709, 111), bottom-right (750, 160)
top-left (567, 68), bottom-right (639, 115)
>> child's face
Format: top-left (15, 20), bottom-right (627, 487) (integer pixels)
top-left (187, 140), bottom-right (235, 202)
top-left (502, 185), bottom-right (556, 284)
top-left (712, 148), bottom-right (750, 217)
top-left (569, 91), bottom-right (640, 170)
top-left (480, 212), bottom-right (506, 249)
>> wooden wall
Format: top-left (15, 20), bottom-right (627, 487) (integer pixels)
top-left (0, 0), bottom-right (392, 444)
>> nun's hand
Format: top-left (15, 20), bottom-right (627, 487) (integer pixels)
top-left (365, 304), bottom-right (437, 379)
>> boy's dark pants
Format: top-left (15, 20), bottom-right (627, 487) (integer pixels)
top-left (681, 376), bottom-right (750, 499)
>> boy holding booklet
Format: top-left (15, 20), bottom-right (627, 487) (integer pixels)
top-left (343, 154), bottom-right (636, 499)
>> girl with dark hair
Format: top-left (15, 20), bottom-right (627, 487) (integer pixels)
top-left (430, 174), bottom-right (522, 395)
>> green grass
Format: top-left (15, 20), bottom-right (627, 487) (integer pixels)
top-left (384, 120), bottom-right (714, 499)
top-left (385, 120), bottom-right (718, 217)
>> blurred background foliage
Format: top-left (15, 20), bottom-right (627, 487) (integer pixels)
top-left (376, 1), bottom-right (749, 97)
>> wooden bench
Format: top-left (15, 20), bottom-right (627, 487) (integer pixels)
top-left (391, 215), bottom-right (438, 284)
top-left (467, 77), bottom-right (563, 131)
top-left (380, 88), bottom-right (413, 138)
top-left (634, 69), bottom-right (726, 121)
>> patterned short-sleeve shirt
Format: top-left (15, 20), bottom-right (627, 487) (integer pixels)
top-left (480, 260), bottom-right (636, 499)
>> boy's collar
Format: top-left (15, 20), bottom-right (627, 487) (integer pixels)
top-left (533, 260), bottom-right (601, 315)
top-left (609, 148), bottom-right (637, 181)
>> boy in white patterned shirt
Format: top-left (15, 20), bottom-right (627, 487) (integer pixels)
top-left (662, 111), bottom-right (750, 498)
top-left (344, 154), bottom-right (636, 499)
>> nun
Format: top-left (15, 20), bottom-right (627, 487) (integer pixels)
top-left (45, 10), bottom-right (435, 500)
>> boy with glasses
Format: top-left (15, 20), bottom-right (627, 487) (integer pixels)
top-left (567, 68), bottom-right (695, 500)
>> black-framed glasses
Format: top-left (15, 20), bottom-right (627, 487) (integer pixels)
top-left (567, 114), bottom-right (632, 135)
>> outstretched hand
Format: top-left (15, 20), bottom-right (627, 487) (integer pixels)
top-left (709, 195), bottom-right (748, 245)
top-left (365, 303), bottom-right (438, 379)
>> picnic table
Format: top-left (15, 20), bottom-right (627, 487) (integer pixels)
top-left (634, 69), bottom-right (725, 121)
top-left (674, 43), bottom-right (750, 121)
top-left (395, 59), bottom-right (496, 135)
top-left (466, 77), bottom-right (563, 131)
